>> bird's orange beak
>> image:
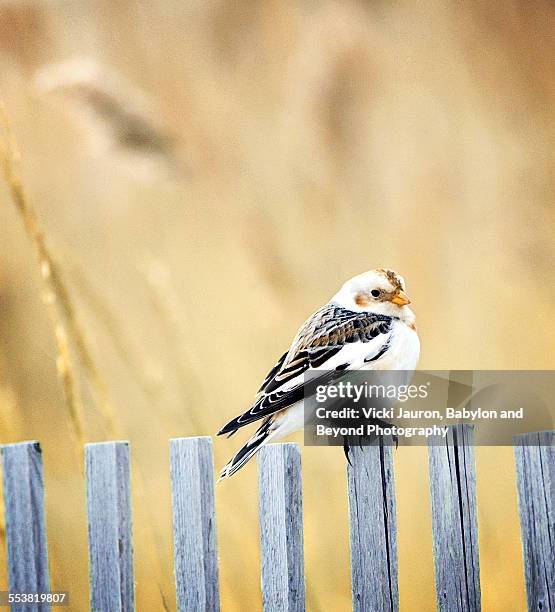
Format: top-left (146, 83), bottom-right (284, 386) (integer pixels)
top-left (390, 290), bottom-right (411, 306)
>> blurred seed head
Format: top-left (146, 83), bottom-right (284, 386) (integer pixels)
top-left (34, 57), bottom-right (185, 181)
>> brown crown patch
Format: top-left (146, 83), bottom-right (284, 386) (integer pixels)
top-left (376, 268), bottom-right (403, 290)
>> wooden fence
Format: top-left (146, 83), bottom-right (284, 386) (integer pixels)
top-left (0, 425), bottom-right (553, 611)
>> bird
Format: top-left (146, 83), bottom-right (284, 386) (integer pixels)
top-left (217, 268), bottom-right (420, 478)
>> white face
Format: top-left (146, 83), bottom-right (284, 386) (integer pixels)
top-left (332, 269), bottom-right (413, 318)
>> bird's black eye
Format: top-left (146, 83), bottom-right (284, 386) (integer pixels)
top-left (371, 289), bottom-right (380, 298)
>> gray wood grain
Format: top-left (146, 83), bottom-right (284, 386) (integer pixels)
top-left (170, 437), bottom-right (220, 612)
top-left (428, 424), bottom-right (481, 611)
top-left (1, 441), bottom-right (51, 612)
top-left (258, 443), bottom-right (305, 612)
top-left (514, 430), bottom-right (554, 612)
top-left (347, 439), bottom-right (399, 612)
top-left (85, 441), bottom-right (135, 612)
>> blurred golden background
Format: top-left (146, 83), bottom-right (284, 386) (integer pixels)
top-left (0, 1), bottom-right (554, 610)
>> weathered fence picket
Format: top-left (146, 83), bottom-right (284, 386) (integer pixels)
top-left (170, 436), bottom-right (220, 612)
top-left (258, 443), bottom-right (305, 612)
top-left (85, 441), bottom-right (135, 612)
top-left (428, 424), bottom-right (481, 612)
top-left (347, 439), bottom-right (399, 612)
top-left (1, 430), bottom-right (554, 611)
top-left (514, 431), bottom-right (554, 612)
top-left (1, 442), bottom-right (50, 612)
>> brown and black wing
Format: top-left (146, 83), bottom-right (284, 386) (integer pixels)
top-left (217, 305), bottom-right (394, 436)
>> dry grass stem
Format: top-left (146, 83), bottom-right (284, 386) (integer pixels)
top-left (0, 102), bottom-right (117, 440)
top-left (53, 325), bottom-right (85, 447)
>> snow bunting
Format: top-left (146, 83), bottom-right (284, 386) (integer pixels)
top-left (218, 268), bottom-right (420, 478)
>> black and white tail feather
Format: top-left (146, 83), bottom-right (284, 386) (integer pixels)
top-left (217, 419), bottom-right (274, 479)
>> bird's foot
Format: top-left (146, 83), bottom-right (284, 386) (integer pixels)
top-left (343, 439), bottom-right (353, 466)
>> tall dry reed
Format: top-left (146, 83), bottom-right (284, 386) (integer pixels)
top-left (0, 103), bottom-right (117, 442)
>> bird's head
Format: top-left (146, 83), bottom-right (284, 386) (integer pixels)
top-left (332, 268), bottom-right (414, 319)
